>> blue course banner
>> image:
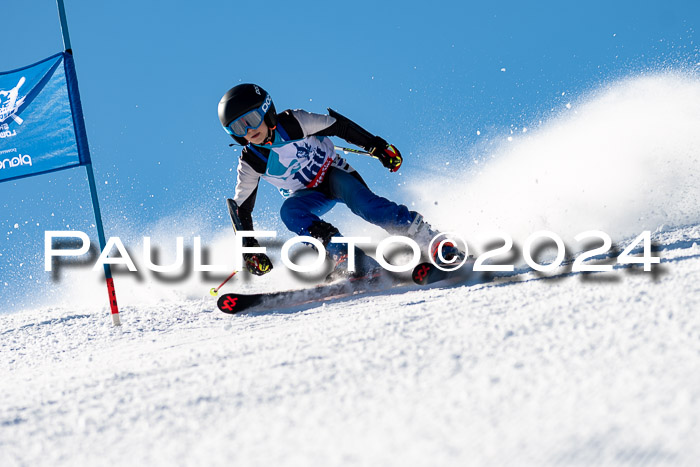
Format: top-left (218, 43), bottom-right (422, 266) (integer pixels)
top-left (0, 52), bottom-right (91, 184)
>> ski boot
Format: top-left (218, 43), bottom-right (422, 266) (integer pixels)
top-left (325, 243), bottom-right (383, 283)
top-left (307, 220), bottom-right (384, 283)
top-left (405, 212), bottom-right (466, 266)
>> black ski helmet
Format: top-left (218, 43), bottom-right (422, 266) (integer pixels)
top-left (218, 83), bottom-right (277, 146)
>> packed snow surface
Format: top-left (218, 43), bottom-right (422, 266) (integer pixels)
top-left (1, 226), bottom-right (699, 466)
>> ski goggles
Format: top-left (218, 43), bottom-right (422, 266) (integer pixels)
top-left (224, 99), bottom-right (269, 137)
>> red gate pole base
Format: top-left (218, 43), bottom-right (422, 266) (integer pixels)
top-left (106, 277), bottom-right (121, 326)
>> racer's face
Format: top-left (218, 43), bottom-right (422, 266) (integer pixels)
top-left (244, 121), bottom-right (268, 145)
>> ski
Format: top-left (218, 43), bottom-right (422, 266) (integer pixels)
top-left (411, 261), bottom-right (476, 286)
top-left (217, 275), bottom-right (403, 314)
top-left (411, 262), bottom-right (452, 285)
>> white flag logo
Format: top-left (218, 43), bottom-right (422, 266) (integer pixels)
top-left (0, 76), bottom-right (26, 125)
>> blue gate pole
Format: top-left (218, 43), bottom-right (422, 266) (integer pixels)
top-left (57, 0), bottom-right (121, 325)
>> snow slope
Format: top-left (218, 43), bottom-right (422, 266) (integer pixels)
top-left (1, 226), bottom-right (699, 466)
top-left (2, 73), bottom-right (700, 466)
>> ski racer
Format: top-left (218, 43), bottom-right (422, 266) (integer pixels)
top-left (218, 83), bottom-right (460, 280)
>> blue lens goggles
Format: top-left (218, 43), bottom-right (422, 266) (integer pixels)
top-left (224, 104), bottom-right (267, 137)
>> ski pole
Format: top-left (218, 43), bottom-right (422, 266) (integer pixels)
top-left (210, 269), bottom-right (238, 296)
top-left (334, 145), bottom-right (379, 160)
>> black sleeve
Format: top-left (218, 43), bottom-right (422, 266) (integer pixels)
top-left (234, 148), bottom-right (267, 240)
top-left (238, 187), bottom-right (258, 247)
top-left (233, 192), bottom-right (260, 248)
top-left (312, 108), bottom-right (386, 152)
top-left (236, 185), bottom-right (258, 233)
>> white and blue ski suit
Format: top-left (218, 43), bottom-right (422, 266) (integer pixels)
top-left (232, 108), bottom-right (416, 255)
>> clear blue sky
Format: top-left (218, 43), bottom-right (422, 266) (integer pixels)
top-left (1, 0), bottom-right (698, 311)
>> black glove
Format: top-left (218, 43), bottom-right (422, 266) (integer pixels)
top-left (368, 136), bottom-right (403, 172)
top-left (242, 238), bottom-right (273, 276)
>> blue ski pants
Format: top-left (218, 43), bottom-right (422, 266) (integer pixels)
top-left (280, 167), bottom-right (414, 238)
